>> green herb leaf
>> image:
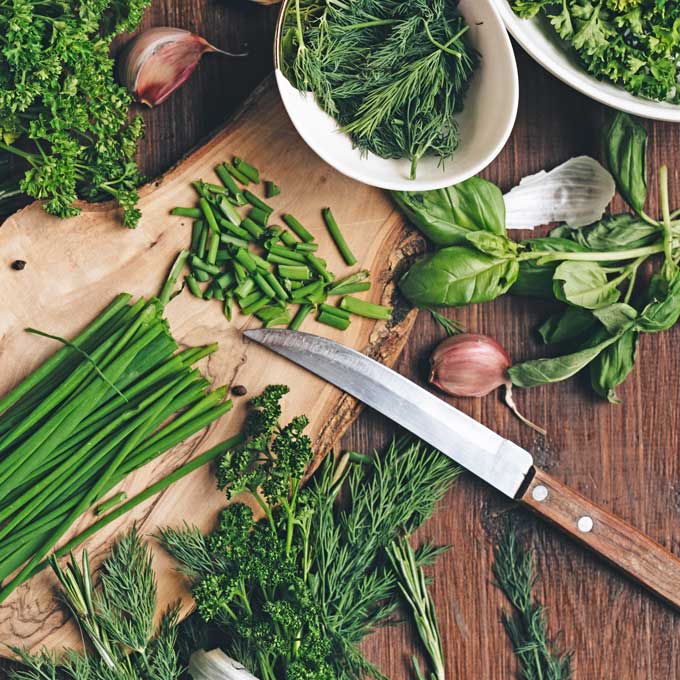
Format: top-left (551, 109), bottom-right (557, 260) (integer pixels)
top-left (550, 213), bottom-right (659, 251)
top-left (590, 329), bottom-right (638, 403)
top-left (637, 271), bottom-right (680, 333)
top-left (538, 306), bottom-right (597, 345)
top-left (399, 245), bottom-right (519, 307)
top-left (552, 261), bottom-right (622, 309)
top-left (392, 177), bottom-right (506, 247)
top-left (605, 113), bottom-right (648, 216)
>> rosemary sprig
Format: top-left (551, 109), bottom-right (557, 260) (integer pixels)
top-left (388, 536), bottom-right (449, 680)
top-left (429, 309), bottom-right (464, 336)
top-left (493, 527), bottom-right (573, 680)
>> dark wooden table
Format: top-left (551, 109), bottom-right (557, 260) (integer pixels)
top-left (132, 1), bottom-right (680, 677)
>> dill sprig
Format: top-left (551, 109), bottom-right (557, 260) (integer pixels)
top-left (493, 527), bottom-right (573, 680)
top-left (7, 528), bottom-right (183, 680)
top-left (388, 536), bottom-right (449, 680)
top-left (283, 0), bottom-right (479, 179)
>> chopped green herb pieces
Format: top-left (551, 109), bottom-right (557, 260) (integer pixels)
top-left (265, 180), bottom-right (281, 198)
top-left (283, 213), bottom-right (315, 243)
top-left (233, 157), bottom-right (261, 183)
top-left (171, 207), bottom-right (202, 219)
top-left (340, 296), bottom-right (392, 320)
top-left (322, 207), bottom-right (357, 265)
top-left (317, 310), bottom-right (351, 330)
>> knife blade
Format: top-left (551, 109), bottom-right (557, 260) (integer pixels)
top-left (245, 328), bottom-right (680, 610)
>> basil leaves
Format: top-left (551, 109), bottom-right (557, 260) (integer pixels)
top-left (392, 177), bottom-right (506, 246)
top-left (393, 112), bottom-right (680, 403)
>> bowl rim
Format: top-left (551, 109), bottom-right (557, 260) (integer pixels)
top-left (272, 0), bottom-right (520, 191)
top-left (490, 0), bottom-right (680, 123)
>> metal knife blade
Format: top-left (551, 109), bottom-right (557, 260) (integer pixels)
top-left (244, 328), bottom-right (533, 498)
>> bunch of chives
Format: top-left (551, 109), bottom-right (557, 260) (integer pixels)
top-left (168, 157), bottom-right (392, 332)
top-left (0, 294), bottom-right (233, 602)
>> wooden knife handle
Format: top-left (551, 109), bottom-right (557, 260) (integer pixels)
top-left (521, 467), bottom-right (680, 610)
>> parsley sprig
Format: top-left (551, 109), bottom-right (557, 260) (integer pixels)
top-left (0, 0), bottom-right (151, 226)
top-left (161, 385), bottom-right (461, 680)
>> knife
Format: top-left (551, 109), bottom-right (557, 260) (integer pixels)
top-left (245, 328), bottom-right (680, 610)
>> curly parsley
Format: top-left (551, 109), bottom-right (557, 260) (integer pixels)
top-left (0, 0), bottom-right (151, 227)
top-left (511, 0), bottom-right (680, 104)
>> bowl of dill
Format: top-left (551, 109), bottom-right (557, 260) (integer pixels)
top-left (275, 0), bottom-right (519, 191)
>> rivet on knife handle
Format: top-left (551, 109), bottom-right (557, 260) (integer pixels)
top-left (521, 468), bottom-right (680, 610)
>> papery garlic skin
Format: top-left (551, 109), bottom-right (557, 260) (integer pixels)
top-left (119, 28), bottom-right (239, 107)
top-left (188, 649), bottom-right (260, 680)
top-left (430, 334), bottom-right (511, 398)
top-left (503, 156), bottom-right (616, 230)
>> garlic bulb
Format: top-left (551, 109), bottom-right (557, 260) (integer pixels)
top-left (119, 28), bottom-right (245, 107)
top-left (503, 156), bottom-right (616, 230)
top-left (430, 334), bottom-right (546, 435)
top-left (188, 649), bottom-right (260, 680)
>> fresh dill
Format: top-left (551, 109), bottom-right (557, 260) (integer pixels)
top-left (282, 0), bottom-right (479, 179)
top-left (7, 528), bottom-right (183, 680)
top-left (493, 526), bottom-right (573, 680)
top-left (160, 385), bottom-right (462, 680)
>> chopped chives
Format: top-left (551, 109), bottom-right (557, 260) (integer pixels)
top-left (249, 207), bottom-right (270, 227)
top-left (265, 181), bottom-right (281, 198)
top-left (264, 272), bottom-right (289, 300)
top-left (203, 287), bottom-right (214, 301)
top-left (226, 163), bottom-right (250, 185)
top-left (326, 270), bottom-right (370, 294)
top-left (250, 253), bottom-right (270, 271)
top-left (290, 304), bottom-right (313, 330)
top-left (213, 286), bottom-right (225, 302)
top-left (215, 165), bottom-right (245, 200)
top-left (199, 198), bottom-right (220, 234)
top-left (185, 275), bottom-right (203, 298)
top-left (266, 253), bottom-right (301, 267)
top-left (256, 306), bottom-right (290, 324)
top-left (234, 157), bottom-right (260, 183)
top-left (243, 190), bottom-right (272, 214)
top-left (328, 281), bottom-right (371, 296)
top-left (278, 264), bottom-right (311, 281)
top-left (220, 233), bottom-right (250, 250)
top-left (291, 280), bottom-right (324, 301)
top-left (306, 289), bottom-right (327, 305)
top-left (282, 214), bottom-right (314, 243)
top-left (241, 296), bottom-right (272, 316)
top-left (206, 231), bottom-right (220, 265)
top-left (223, 296), bottom-right (233, 320)
top-left (234, 277), bottom-right (256, 299)
top-left (233, 261), bottom-right (248, 282)
top-left (193, 268), bottom-right (210, 283)
top-left (319, 303), bottom-right (350, 320)
top-left (295, 242), bottom-right (319, 253)
top-left (235, 248), bottom-right (258, 273)
top-left (280, 231), bottom-right (298, 248)
top-left (317, 310), bottom-right (350, 330)
top-left (322, 207), bottom-right (357, 265)
top-left (197, 227), bottom-right (208, 259)
top-left (340, 296), bottom-right (392, 320)
top-left (265, 314), bottom-right (290, 328)
top-left (202, 182), bottom-right (229, 196)
top-left (191, 221), bottom-right (204, 251)
top-left (241, 218), bottom-right (265, 240)
top-left (267, 245), bottom-right (307, 263)
top-left (254, 272), bottom-right (276, 299)
top-left (307, 254), bottom-right (334, 282)
top-left (192, 180), bottom-right (209, 198)
top-left (288, 280), bottom-right (303, 290)
top-left (216, 196), bottom-right (241, 226)
top-left (238, 291), bottom-right (263, 308)
top-left (159, 250), bottom-right (189, 307)
top-left (219, 219), bottom-right (252, 240)
top-left (215, 272), bottom-right (234, 290)
top-left (171, 207), bottom-right (202, 219)
top-left (190, 256), bottom-right (221, 276)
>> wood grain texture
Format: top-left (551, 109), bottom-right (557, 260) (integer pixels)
top-left (523, 467), bottom-right (680, 611)
top-left (1, 0), bottom-right (679, 676)
top-left (0, 77), bottom-right (418, 654)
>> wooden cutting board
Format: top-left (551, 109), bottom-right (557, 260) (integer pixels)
top-left (0, 76), bottom-right (419, 654)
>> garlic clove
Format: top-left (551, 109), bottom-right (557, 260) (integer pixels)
top-left (119, 28), bottom-right (246, 107)
top-left (429, 334), bottom-right (511, 398)
top-left (429, 333), bottom-right (546, 435)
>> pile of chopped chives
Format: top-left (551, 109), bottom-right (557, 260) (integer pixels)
top-left (0, 294), bottom-right (233, 602)
top-left (168, 157), bottom-right (392, 331)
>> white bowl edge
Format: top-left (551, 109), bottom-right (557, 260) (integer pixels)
top-left (490, 0), bottom-right (680, 123)
top-left (275, 0), bottom-right (520, 191)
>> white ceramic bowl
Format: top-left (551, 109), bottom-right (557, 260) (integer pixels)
top-left (273, 0), bottom-right (519, 191)
top-left (490, 0), bottom-right (680, 123)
